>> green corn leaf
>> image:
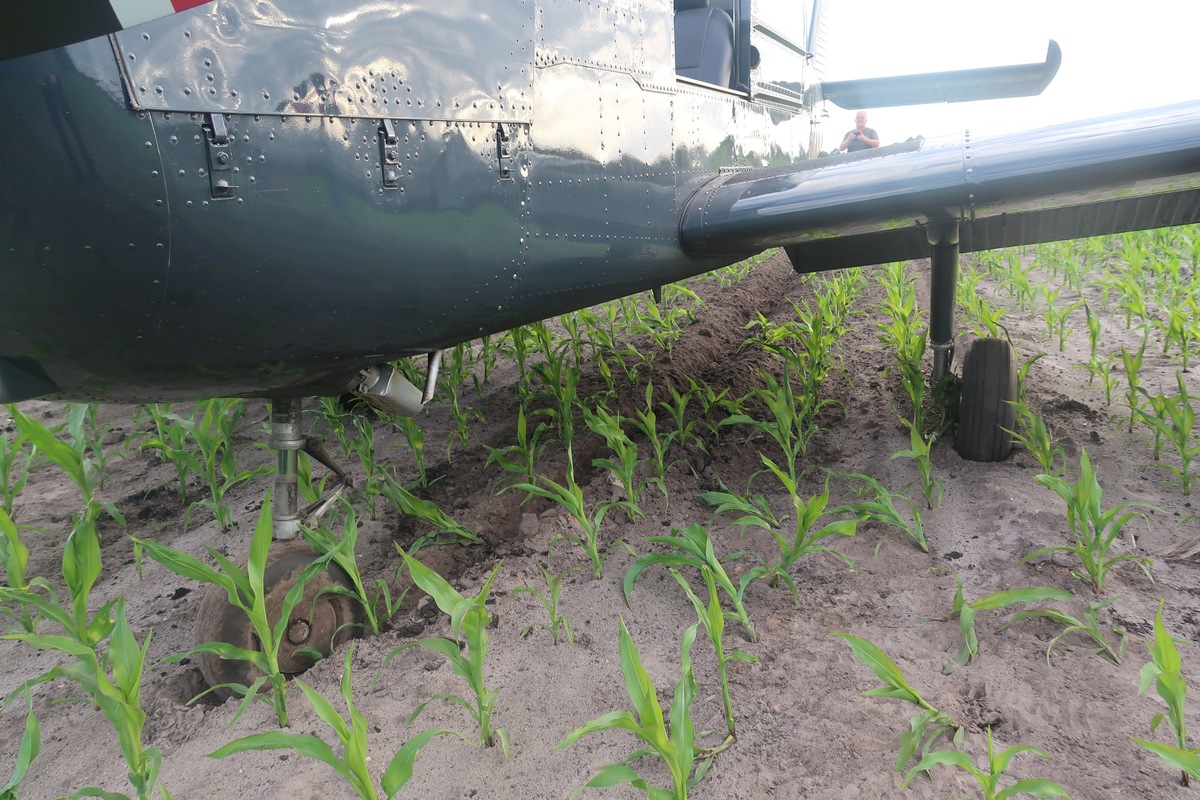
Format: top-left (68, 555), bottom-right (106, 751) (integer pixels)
top-left (382, 729), bottom-right (456, 797)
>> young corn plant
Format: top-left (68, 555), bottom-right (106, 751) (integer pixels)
top-left (935, 570), bottom-right (1073, 670)
top-left (1137, 372), bottom-right (1197, 495)
top-left (739, 473), bottom-right (857, 602)
top-left (4, 598), bottom-right (171, 800)
top-left (833, 632), bottom-right (962, 772)
top-left (628, 381), bottom-right (673, 501)
top-left (624, 522), bottom-right (757, 642)
top-left (382, 552), bottom-right (507, 753)
top-left (211, 644), bottom-right (456, 800)
top-left (483, 405), bottom-right (549, 494)
top-left (0, 517), bottom-right (116, 650)
top-left (135, 499), bottom-right (335, 727)
top-left (1003, 597), bottom-right (1127, 665)
top-left (889, 420), bottom-right (942, 510)
top-left (557, 619), bottom-right (712, 800)
top-left (672, 566), bottom-right (758, 747)
top-left (1121, 337), bottom-right (1148, 434)
top-left (504, 447), bottom-right (612, 579)
top-left (0, 508), bottom-right (38, 633)
top-left (186, 399), bottom-right (270, 532)
top-left (380, 473), bottom-right (483, 552)
top-left (834, 472), bottom-right (927, 553)
top-left (1004, 399), bottom-right (1066, 477)
top-left (515, 563), bottom-right (579, 646)
top-left (697, 478), bottom-right (783, 537)
top-left (0, 689), bottom-right (41, 799)
top-left (10, 406), bottom-right (123, 526)
top-left (391, 414), bottom-right (429, 488)
top-left (902, 727), bottom-right (1071, 799)
top-left (1023, 450), bottom-right (1154, 594)
top-left (1133, 602), bottom-right (1200, 786)
top-left (582, 403), bottom-right (647, 522)
top-left (1039, 286), bottom-right (1082, 352)
top-left (139, 403), bottom-right (200, 504)
top-left (0, 424), bottom-right (34, 517)
top-left (302, 505), bottom-right (406, 636)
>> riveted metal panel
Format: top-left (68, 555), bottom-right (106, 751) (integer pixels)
top-left (114, 0), bottom-right (535, 122)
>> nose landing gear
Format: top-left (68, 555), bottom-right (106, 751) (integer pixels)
top-left (193, 398), bottom-right (365, 694)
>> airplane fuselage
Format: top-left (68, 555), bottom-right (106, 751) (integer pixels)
top-left (0, 0), bottom-right (813, 402)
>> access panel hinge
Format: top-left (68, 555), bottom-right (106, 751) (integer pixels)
top-left (203, 113), bottom-right (236, 200)
top-left (379, 119), bottom-right (400, 190)
top-left (495, 123), bottom-right (513, 181)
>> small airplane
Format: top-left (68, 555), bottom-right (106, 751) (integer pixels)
top-left (3, 0), bottom-right (1199, 686)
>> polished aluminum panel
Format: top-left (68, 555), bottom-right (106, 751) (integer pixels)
top-left (114, 0), bottom-right (535, 121)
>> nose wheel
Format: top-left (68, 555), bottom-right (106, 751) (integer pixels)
top-left (194, 539), bottom-right (364, 694)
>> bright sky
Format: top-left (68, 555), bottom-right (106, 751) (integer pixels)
top-left (797, 0), bottom-right (1198, 147)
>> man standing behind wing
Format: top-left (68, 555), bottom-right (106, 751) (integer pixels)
top-left (840, 111), bottom-right (880, 151)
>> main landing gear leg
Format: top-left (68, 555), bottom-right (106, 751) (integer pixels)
top-left (194, 398), bottom-right (363, 694)
top-left (926, 218), bottom-right (1018, 462)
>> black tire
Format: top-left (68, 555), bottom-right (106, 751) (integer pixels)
top-left (955, 337), bottom-right (1018, 462)
top-left (194, 539), bottom-right (364, 695)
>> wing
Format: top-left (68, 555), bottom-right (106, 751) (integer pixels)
top-left (679, 100), bottom-right (1200, 272)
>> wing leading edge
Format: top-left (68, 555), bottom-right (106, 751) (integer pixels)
top-left (679, 100), bottom-right (1200, 273)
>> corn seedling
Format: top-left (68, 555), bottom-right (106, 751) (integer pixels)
top-left (672, 566), bottom-right (757, 745)
top-left (722, 366), bottom-right (821, 491)
top-left (582, 404), bottom-right (648, 522)
top-left (380, 473), bottom-right (483, 552)
top-left (1137, 372), bottom-right (1198, 495)
top-left (1004, 399), bottom-right (1066, 477)
top-left (391, 415), bottom-right (429, 488)
top-left (627, 381), bottom-right (673, 501)
top-left (1, 516), bottom-right (117, 651)
top-left (889, 420), bottom-right (942, 510)
top-left (347, 412), bottom-right (385, 519)
top-left (0, 423), bottom-right (33, 517)
top-left (4, 599), bottom-right (171, 800)
top-left (504, 447), bottom-right (612, 579)
top-left (745, 470), bottom-right (857, 602)
top-left (135, 499), bottom-right (336, 727)
top-left (1074, 354), bottom-right (1120, 406)
top-left (484, 405), bottom-right (548, 495)
top-left (382, 552), bottom-right (507, 753)
top-left (902, 727), bottom-right (1071, 799)
top-left (211, 644), bottom-right (456, 799)
top-left (10, 406), bottom-right (123, 526)
top-left (302, 505), bottom-right (406, 636)
top-left (557, 619), bottom-right (712, 800)
top-left (187, 399), bottom-right (269, 532)
top-left (1023, 450), bottom-right (1154, 594)
top-left (0, 508), bottom-right (38, 633)
top-left (1133, 602), bottom-right (1199, 786)
top-left (624, 522), bottom-right (756, 642)
top-left (515, 563), bottom-right (578, 646)
top-left (658, 382), bottom-right (708, 459)
top-left (1003, 597), bottom-right (1127, 665)
top-left (438, 343), bottom-right (484, 457)
top-left (936, 570), bottom-right (1073, 669)
top-left (0, 689), bottom-right (41, 799)
top-left (833, 632), bottom-right (962, 772)
top-left (139, 403), bottom-right (200, 504)
top-left (1039, 286), bottom-right (1081, 352)
top-left (698, 478), bottom-right (783, 537)
top-left (1121, 337), bottom-right (1148, 434)
top-left (834, 472), bottom-right (927, 553)
top-left (530, 335), bottom-right (580, 450)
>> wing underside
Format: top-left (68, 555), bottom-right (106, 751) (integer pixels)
top-left (679, 100), bottom-right (1200, 272)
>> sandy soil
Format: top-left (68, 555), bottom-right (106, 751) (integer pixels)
top-left (1, 249), bottom-right (1198, 800)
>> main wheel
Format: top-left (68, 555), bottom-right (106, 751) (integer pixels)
top-left (955, 337), bottom-right (1018, 462)
top-left (194, 539), bottom-right (364, 695)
